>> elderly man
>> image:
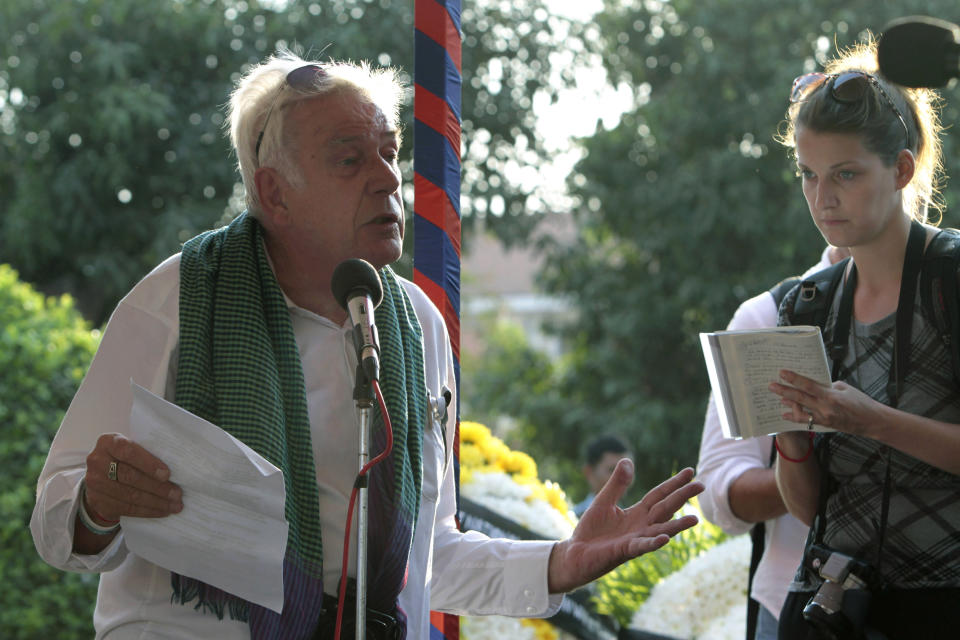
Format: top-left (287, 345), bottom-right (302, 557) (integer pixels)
top-left (31, 51), bottom-right (703, 639)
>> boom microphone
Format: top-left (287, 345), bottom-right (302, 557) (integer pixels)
top-left (878, 16), bottom-right (960, 88)
top-left (331, 259), bottom-right (384, 383)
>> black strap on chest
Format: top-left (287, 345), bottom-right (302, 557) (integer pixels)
top-left (919, 227), bottom-right (960, 387)
top-left (770, 275), bottom-right (802, 311)
top-left (811, 220), bottom-right (927, 583)
top-left (795, 228), bottom-right (960, 391)
top-left (793, 259), bottom-right (849, 344)
top-left (831, 220), bottom-right (927, 407)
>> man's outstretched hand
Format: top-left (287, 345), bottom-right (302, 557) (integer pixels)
top-left (547, 460), bottom-right (703, 593)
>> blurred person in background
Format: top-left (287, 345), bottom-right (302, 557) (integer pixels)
top-left (574, 434), bottom-right (634, 517)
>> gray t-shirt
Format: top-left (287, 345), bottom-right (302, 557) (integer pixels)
top-left (782, 269), bottom-right (960, 590)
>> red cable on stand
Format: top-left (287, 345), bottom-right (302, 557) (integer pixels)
top-left (333, 378), bottom-right (393, 640)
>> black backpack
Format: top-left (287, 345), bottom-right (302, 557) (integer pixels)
top-left (788, 228), bottom-right (960, 386)
top-left (743, 229), bottom-right (960, 640)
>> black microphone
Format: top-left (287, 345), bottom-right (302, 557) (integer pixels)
top-left (331, 259), bottom-right (384, 383)
top-left (878, 16), bottom-right (960, 88)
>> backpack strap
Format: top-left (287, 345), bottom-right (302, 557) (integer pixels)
top-left (744, 274), bottom-right (804, 640)
top-left (744, 437), bottom-right (780, 640)
top-left (792, 258), bottom-right (850, 365)
top-left (769, 275), bottom-right (802, 311)
top-left (919, 228), bottom-right (960, 387)
top-left (746, 519), bottom-right (764, 640)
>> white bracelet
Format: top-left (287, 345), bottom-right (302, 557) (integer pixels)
top-left (78, 481), bottom-right (120, 536)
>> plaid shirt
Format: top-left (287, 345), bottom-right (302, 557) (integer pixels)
top-left (783, 275), bottom-right (960, 589)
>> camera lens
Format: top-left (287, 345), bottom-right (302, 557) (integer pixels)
top-left (803, 604), bottom-right (852, 639)
top-left (803, 582), bottom-right (853, 639)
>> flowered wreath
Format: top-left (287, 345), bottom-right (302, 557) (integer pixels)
top-left (458, 421), bottom-right (574, 639)
top-left (456, 421), bottom-right (752, 640)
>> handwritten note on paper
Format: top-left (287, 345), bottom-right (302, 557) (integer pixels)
top-left (122, 382), bottom-right (288, 613)
top-left (738, 332), bottom-right (827, 424)
top-left (701, 326), bottom-right (833, 438)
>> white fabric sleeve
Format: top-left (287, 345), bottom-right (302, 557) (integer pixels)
top-left (429, 456), bottom-right (562, 617)
top-left (427, 320), bottom-right (562, 618)
top-left (695, 291), bottom-right (780, 535)
top-left (30, 256), bottom-right (180, 572)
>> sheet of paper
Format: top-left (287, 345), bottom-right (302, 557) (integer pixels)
top-left (700, 326), bottom-right (833, 438)
top-left (700, 332), bottom-right (740, 439)
top-left (728, 329), bottom-right (830, 434)
top-left (123, 382), bottom-right (288, 613)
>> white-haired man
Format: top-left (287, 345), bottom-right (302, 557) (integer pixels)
top-left (31, 51), bottom-right (703, 639)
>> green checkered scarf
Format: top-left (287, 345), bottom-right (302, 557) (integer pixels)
top-left (172, 212), bottom-right (425, 636)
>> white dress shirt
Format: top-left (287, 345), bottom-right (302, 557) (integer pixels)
top-left (696, 249), bottom-right (832, 619)
top-left (31, 251), bottom-right (561, 639)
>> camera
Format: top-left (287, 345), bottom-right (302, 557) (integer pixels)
top-left (802, 545), bottom-right (877, 639)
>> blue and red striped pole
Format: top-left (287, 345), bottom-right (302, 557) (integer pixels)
top-left (413, 1), bottom-right (461, 638)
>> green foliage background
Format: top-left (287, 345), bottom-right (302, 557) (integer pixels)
top-left (0, 265), bottom-right (101, 638)
top-left (466, 0), bottom-right (960, 498)
top-left (592, 503), bottom-right (728, 627)
top-left (0, 0), bottom-right (597, 634)
top-left (5, 0), bottom-right (960, 634)
top-left (0, 0), bottom-right (592, 323)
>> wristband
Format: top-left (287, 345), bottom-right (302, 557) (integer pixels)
top-left (78, 482), bottom-right (120, 536)
top-left (775, 431), bottom-right (815, 463)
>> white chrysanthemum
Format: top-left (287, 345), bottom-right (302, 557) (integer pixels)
top-left (462, 471), bottom-right (575, 539)
top-left (463, 471), bottom-right (533, 501)
top-left (461, 615), bottom-right (537, 640)
top-left (699, 602), bottom-right (746, 640)
top-left (521, 497), bottom-right (576, 539)
top-left (629, 534), bottom-right (751, 639)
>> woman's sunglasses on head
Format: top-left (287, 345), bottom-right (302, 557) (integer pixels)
top-left (790, 71), bottom-right (910, 146)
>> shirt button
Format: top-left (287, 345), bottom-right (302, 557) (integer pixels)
top-left (523, 589), bottom-right (533, 598)
top-left (526, 606), bottom-right (536, 613)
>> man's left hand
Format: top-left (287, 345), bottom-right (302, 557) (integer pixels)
top-left (547, 461), bottom-right (703, 593)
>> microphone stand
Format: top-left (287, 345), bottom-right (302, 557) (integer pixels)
top-left (352, 365), bottom-right (374, 640)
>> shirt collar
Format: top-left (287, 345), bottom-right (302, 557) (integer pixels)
top-left (262, 239), bottom-right (348, 329)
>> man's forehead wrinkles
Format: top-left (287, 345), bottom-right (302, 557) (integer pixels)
top-left (297, 93), bottom-right (396, 145)
top-left (323, 130), bottom-right (400, 146)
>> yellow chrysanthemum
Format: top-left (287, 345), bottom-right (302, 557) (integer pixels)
top-left (501, 449), bottom-right (538, 479)
top-left (542, 480), bottom-right (570, 514)
top-left (520, 618), bottom-right (558, 640)
top-left (457, 421), bottom-right (576, 524)
top-left (524, 481), bottom-right (547, 504)
top-left (474, 464), bottom-right (501, 476)
top-left (512, 473), bottom-right (537, 486)
top-left (477, 434), bottom-right (511, 466)
top-left (459, 421), bottom-right (491, 447)
top-left (459, 443), bottom-right (486, 470)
